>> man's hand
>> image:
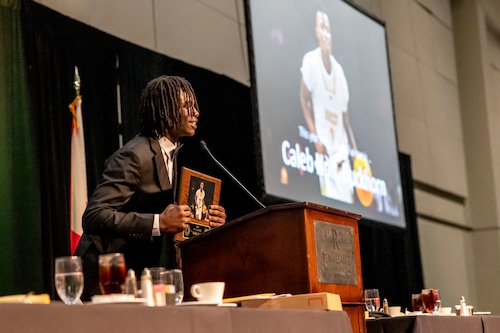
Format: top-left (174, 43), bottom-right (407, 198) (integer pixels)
top-left (159, 204), bottom-right (192, 233)
top-left (207, 205), bottom-right (227, 228)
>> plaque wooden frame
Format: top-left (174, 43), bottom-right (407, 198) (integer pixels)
top-left (175, 167), bottom-right (221, 241)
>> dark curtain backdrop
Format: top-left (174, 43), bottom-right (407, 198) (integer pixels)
top-left (0, 0), bottom-right (41, 295)
top-left (16, 0), bottom-right (422, 306)
top-left (22, 0), bottom-right (119, 297)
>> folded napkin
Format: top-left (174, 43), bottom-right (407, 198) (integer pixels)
top-left (0, 293), bottom-right (50, 304)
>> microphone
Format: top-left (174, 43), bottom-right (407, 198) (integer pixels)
top-left (200, 140), bottom-right (266, 209)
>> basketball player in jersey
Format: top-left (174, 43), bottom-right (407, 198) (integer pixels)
top-left (300, 10), bottom-right (358, 203)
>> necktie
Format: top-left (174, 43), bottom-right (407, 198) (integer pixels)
top-left (167, 151), bottom-right (173, 182)
top-left (162, 148), bottom-right (173, 183)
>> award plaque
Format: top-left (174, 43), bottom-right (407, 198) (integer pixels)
top-left (175, 167), bottom-right (221, 241)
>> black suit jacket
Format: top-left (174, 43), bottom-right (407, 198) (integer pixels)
top-left (75, 135), bottom-right (181, 300)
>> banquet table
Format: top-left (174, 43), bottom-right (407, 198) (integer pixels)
top-left (365, 315), bottom-right (500, 333)
top-left (0, 302), bottom-right (353, 333)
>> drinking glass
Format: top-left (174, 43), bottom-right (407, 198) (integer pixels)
top-left (54, 256), bottom-right (84, 305)
top-left (98, 253), bottom-right (127, 294)
top-left (411, 293), bottom-right (424, 312)
top-left (165, 269), bottom-right (184, 305)
top-left (149, 267), bottom-right (167, 306)
top-left (364, 289), bottom-right (380, 312)
top-left (422, 289), bottom-right (440, 314)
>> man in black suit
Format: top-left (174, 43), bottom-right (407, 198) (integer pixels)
top-left (75, 75), bottom-right (226, 300)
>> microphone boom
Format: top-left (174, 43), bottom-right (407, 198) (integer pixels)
top-left (200, 141), bottom-right (266, 209)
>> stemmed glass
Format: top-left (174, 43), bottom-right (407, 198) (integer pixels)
top-left (364, 289), bottom-right (380, 312)
top-left (54, 256), bottom-right (84, 305)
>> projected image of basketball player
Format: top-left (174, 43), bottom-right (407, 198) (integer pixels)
top-left (299, 10), bottom-right (358, 204)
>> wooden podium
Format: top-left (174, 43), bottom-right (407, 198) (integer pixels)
top-left (178, 202), bottom-right (366, 333)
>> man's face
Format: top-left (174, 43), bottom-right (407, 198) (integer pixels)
top-left (168, 90), bottom-right (199, 141)
top-left (316, 12), bottom-right (332, 55)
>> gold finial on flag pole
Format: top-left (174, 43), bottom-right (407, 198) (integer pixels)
top-left (74, 66), bottom-right (81, 96)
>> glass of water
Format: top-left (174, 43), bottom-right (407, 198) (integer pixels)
top-left (54, 256), bottom-right (84, 305)
top-left (165, 269), bottom-right (184, 305)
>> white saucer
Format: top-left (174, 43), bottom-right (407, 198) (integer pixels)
top-left (406, 311), bottom-right (425, 316)
top-left (90, 294), bottom-right (147, 305)
top-left (218, 303), bottom-right (238, 307)
top-left (89, 299), bottom-right (147, 305)
top-left (177, 301), bottom-right (237, 307)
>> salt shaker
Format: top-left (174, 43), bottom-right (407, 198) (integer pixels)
top-left (141, 268), bottom-right (155, 306)
top-left (459, 296), bottom-right (470, 316)
top-left (383, 298), bottom-right (389, 314)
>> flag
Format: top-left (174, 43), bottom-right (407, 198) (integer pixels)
top-left (69, 95), bottom-right (88, 254)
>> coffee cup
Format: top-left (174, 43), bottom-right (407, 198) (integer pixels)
top-left (439, 307), bottom-right (452, 315)
top-left (389, 306), bottom-right (401, 317)
top-left (190, 282), bottom-right (225, 303)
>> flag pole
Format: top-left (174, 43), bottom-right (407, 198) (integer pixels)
top-left (69, 65), bottom-right (86, 255)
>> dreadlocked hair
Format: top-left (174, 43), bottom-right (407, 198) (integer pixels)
top-left (139, 75), bottom-right (198, 138)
